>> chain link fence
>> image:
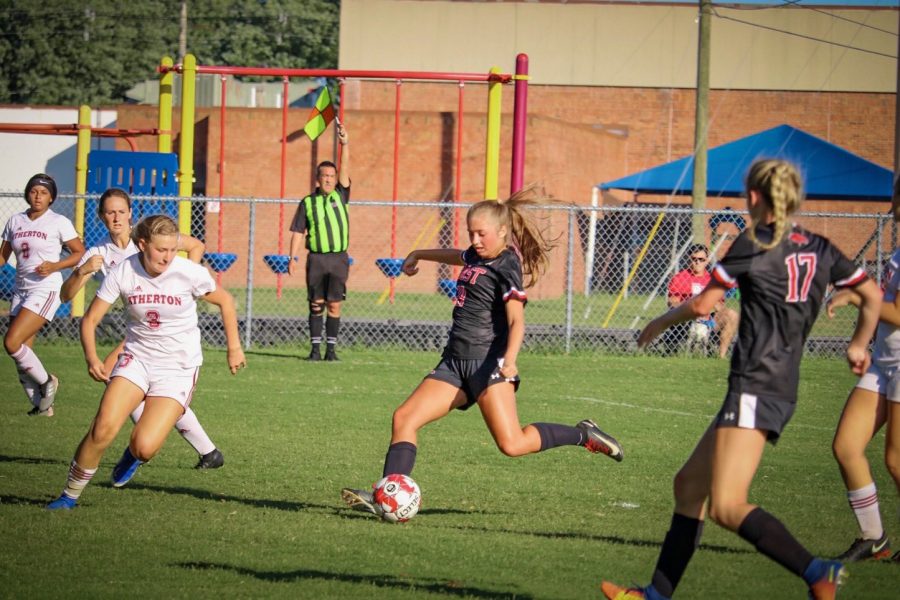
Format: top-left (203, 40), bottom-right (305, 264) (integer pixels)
top-left (1, 192), bottom-right (893, 357)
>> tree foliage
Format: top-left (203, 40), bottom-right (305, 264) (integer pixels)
top-left (0, 0), bottom-right (340, 105)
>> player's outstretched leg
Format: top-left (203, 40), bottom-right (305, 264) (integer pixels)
top-left (804, 559), bottom-right (848, 600)
top-left (577, 419), bottom-right (624, 461)
top-left (110, 447), bottom-right (144, 488)
top-left (835, 533), bottom-right (891, 562)
top-left (341, 487), bottom-right (382, 516)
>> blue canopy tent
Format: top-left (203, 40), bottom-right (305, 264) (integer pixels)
top-left (598, 124), bottom-right (893, 201)
top-left (584, 125), bottom-right (893, 303)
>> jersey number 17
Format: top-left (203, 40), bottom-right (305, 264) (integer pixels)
top-left (784, 253), bottom-right (817, 303)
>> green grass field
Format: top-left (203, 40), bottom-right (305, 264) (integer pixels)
top-left (1, 347), bottom-right (897, 598)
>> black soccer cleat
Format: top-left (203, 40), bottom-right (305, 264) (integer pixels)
top-left (306, 348), bottom-right (322, 361)
top-left (576, 419), bottom-right (624, 462)
top-left (325, 348), bottom-right (340, 362)
top-left (195, 448), bottom-right (225, 470)
top-left (835, 534), bottom-right (891, 562)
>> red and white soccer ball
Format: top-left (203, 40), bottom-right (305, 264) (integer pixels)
top-left (373, 474), bottom-right (421, 523)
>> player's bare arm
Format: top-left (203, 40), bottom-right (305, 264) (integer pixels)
top-left (202, 286), bottom-right (246, 374)
top-left (178, 234), bottom-right (205, 263)
top-left (501, 299), bottom-right (525, 379)
top-left (0, 240), bottom-right (11, 268)
top-left (80, 296), bottom-right (113, 382)
top-left (845, 278), bottom-right (881, 375)
top-left (639, 281), bottom-right (727, 348)
top-left (402, 249), bottom-right (464, 276)
top-left (60, 253), bottom-right (104, 301)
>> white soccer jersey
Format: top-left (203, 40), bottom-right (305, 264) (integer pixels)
top-left (76, 235), bottom-right (138, 277)
top-left (874, 248), bottom-right (900, 370)
top-left (2, 209), bottom-right (79, 292)
top-left (97, 254), bottom-right (216, 369)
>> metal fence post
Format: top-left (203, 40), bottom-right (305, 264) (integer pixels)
top-left (877, 213), bottom-right (884, 287)
top-left (565, 208), bottom-right (575, 353)
top-left (245, 198), bottom-right (256, 348)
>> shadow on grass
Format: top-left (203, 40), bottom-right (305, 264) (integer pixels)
top-left (126, 482), bottom-right (337, 512)
top-left (175, 561), bottom-right (533, 599)
top-left (0, 494), bottom-right (50, 507)
top-left (445, 524), bottom-right (753, 556)
top-left (0, 454), bottom-right (64, 466)
top-left (124, 482), bottom-right (487, 519)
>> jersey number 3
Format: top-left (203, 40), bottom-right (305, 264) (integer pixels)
top-left (784, 253), bottom-right (817, 303)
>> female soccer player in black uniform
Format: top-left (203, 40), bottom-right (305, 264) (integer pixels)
top-left (342, 186), bottom-right (623, 515)
top-left (601, 159), bottom-right (881, 600)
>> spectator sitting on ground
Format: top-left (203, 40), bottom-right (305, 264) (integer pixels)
top-left (667, 243), bottom-right (739, 358)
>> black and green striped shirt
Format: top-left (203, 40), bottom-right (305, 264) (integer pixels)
top-left (289, 184), bottom-right (350, 253)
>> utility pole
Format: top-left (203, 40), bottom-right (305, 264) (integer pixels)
top-left (179, 1), bottom-right (188, 61)
top-left (692, 0), bottom-right (712, 244)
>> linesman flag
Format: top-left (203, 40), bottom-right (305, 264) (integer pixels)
top-left (304, 86), bottom-right (335, 141)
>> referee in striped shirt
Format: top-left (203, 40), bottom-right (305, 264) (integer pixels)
top-left (288, 123), bottom-right (350, 361)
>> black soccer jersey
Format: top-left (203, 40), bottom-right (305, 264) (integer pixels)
top-left (444, 246), bottom-right (528, 359)
top-left (712, 223), bottom-right (867, 403)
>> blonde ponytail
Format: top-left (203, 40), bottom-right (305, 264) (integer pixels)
top-left (468, 184), bottom-right (561, 288)
top-left (745, 159), bottom-right (803, 250)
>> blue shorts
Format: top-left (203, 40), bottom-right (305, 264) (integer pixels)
top-left (425, 353), bottom-right (521, 410)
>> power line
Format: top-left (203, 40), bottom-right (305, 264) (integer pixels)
top-left (712, 10), bottom-right (897, 59)
top-left (802, 6), bottom-right (898, 36)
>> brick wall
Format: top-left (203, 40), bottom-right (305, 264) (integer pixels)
top-left (114, 82), bottom-right (894, 298)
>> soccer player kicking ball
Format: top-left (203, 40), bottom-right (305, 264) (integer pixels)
top-left (47, 215), bottom-right (245, 510)
top-left (342, 186), bottom-right (623, 517)
top-left (601, 159), bottom-right (881, 600)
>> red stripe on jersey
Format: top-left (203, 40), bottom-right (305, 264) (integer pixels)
top-left (835, 268), bottom-right (867, 288)
top-left (503, 288), bottom-right (528, 302)
top-left (712, 264), bottom-right (737, 288)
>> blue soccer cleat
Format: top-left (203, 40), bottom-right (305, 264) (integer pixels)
top-left (46, 494), bottom-right (77, 510)
top-left (111, 448), bottom-right (143, 488)
top-left (806, 559), bottom-right (848, 600)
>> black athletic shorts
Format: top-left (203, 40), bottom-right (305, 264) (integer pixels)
top-left (714, 389), bottom-right (797, 443)
top-left (426, 353), bottom-right (521, 411)
top-left (306, 251), bottom-right (349, 303)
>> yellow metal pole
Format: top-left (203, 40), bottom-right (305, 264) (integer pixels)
top-left (602, 211), bottom-right (666, 328)
top-left (484, 66), bottom-right (502, 201)
top-left (158, 56), bottom-right (174, 153)
top-left (72, 105), bottom-right (91, 317)
top-left (177, 53), bottom-right (196, 236)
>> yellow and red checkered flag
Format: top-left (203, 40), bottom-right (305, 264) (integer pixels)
top-left (303, 86), bottom-right (335, 141)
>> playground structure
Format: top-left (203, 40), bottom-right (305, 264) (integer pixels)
top-left (1, 54), bottom-right (532, 315)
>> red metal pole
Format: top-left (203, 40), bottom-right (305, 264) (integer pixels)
top-left (455, 82), bottom-right (464, 252)
top-left (216, 75), bottom-right (227, 285)
top-left (390, 80), bottom-right (402, 304)
top-left (511, 53), bottom-right (529, 195)
top-left (161, 64), bottom-right (512, 84)
top-left (276, 76), bottom-right (289, 299)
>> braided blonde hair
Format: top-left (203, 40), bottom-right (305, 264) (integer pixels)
top-left (468, 184), bottom-right (560, 288)
top-left (745, 159), bottom-right (804, 250)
